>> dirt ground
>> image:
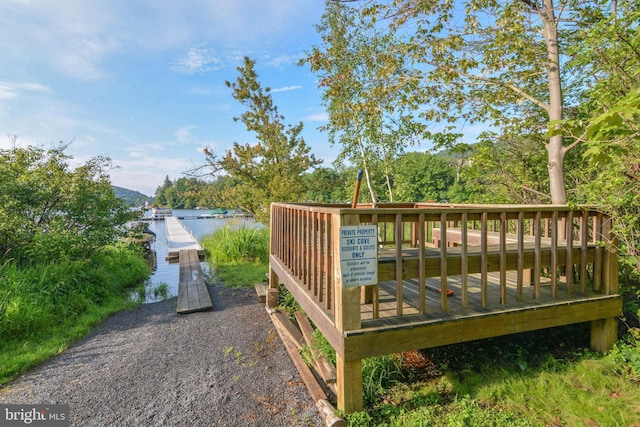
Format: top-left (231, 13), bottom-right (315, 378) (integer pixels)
top-left (0, 285), bottom-right (324, 426)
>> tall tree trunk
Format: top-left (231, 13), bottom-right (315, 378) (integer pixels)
top-left (357, 137), bottom-right (378, 205)
top-left (541, 0), bottom-right (567, 204)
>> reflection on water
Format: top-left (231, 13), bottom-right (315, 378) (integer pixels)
top-left (141, 210), bottom-right (258, 303)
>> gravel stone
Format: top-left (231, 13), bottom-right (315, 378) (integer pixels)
top-left (0, 285), bottom-right (324, 427)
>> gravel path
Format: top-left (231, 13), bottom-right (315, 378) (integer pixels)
top-left (0, 285), bottom-right (323, 427)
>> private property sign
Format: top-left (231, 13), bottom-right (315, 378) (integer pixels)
top-left (339, 225), bottom-right (378, 288)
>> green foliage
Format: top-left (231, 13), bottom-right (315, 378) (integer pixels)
top-left (312, 328), bottom-right (336, 365)
top-left (303, 167), bottom-right (351, 203)
top-left (0, 244), bottom-right (148, 340)
top-left (0, 244), bottom-right (149, 383)
top-left (303, 1), bottom-right (425, 203)
top-left (212, 263), bottom-right (268, 289)
top-left (607, 328), bottom-right (640, 383)
top-left (202, 57), bottom-right (320, 224)
top-left (362, 355), bottom-right (405, 406)
top-left (201, 223), bottom-right (269, 288)
top-left (342, 323), bottom-right (640, 426)
top-left (202, 224), bottom-right (269, 265)
top-left (457, 133), bottom-right (551, 204)
top-left (393, 152), bottom-right (456, 202)
top-left (0, 144), bottom-right (135, 264)
top-left (152, 176), bottom-right (213, 209)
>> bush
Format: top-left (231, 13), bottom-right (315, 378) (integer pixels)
top-left (0, 244), bottom-right (149, 344)
top-left (0, 145), bottom-right (135, 265)
top-left (202, 224), bottom-right (269, 265)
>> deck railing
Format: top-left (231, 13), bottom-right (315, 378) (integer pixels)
top-left (268, 202), bottom-right (620, 412)
top-left (270, 203), bottom-right (617, 321)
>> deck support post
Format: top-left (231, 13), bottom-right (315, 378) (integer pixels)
top-left (333, 213), bottom-right (364, 413)
top-left (590, 317), bottom-right (618, 352)
top-left (336, 355), bottom-right (363, 413)
top-left (267, 267), bottom-right (279, 308)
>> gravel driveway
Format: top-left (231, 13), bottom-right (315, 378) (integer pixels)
top-left (0, 285), bottom-right (323, 427)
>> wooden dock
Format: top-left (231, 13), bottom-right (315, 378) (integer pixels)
top-left (165, 216), bottom-right (205, 262)
top-left (177, 249), bottom-right (212, 314)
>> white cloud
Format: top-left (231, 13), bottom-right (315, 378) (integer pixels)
top-left (304, 112), bottom-right (329, 122)
top-left (0, 81), bottom-right (53, 100)
top-left (175, 126), bottom-right (197, 144)
top-left (0, 0), bottom-right (325, 81)
top-left (271, 85), bottom-right (302, 93)
top-left (263, 53), bottom-right (299, 68)
top-left (171, 46), bottom-right (223, 74)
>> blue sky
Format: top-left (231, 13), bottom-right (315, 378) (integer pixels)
top-left (0, 0), bottom-right (332, 196)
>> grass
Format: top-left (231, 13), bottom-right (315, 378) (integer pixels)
top-left (339, 326), bottom-right (640, 426)
top-left (0, 243), bottom-right (150, 385)
top-left (0, 296), bottom-right (137, 384)
top-left (201, 224), bottom-right (269, 288)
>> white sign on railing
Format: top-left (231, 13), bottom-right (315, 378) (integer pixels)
top-left (339, 225), bottom-right (378, 288)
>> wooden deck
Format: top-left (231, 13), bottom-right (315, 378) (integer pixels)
top-left (368, 272), bottom-right (602, 320)
top-left (176, 249), bottom-right (212, 314)
top-left (268, 202), bottom-right (622, 412)
top-left (165, 216), bottom-right (205, 262)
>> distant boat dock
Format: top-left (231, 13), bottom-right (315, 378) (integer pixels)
top-left (140, 209), bottom-right (251, 221)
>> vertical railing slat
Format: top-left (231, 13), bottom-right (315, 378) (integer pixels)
top-left (534, 211), bottom-right (542, 299)
top-left (440, 212), bottom-right (448, 312)
top-left (395, 214), bottom-right (404, 316)
top-left (372, 214), bottom-right (380, 319)
top-left (318, 212), bottom-right (325, 303)
top-left (327, 213), bottom-right (333, 312)
top-left (593, 212), bottom-right (603, 292)
top-left (481, 211), bottom-right (488, 307)
top-left (565, 210), bottom-right (574, 295)
top-left (499, 212), bottom-right (507, 305)
top-left (460, 212), bottom-right (468, 309)
top-left (516, 211), bottom-right (524, 301)
top-left (580, 211), bottom-right (589, 293)
top-left (311, 211), bottom-right (318, 296)
top-left (550, 211), bottom-right (558, 298)
top-left (418, 213), bottom-right (426, 314)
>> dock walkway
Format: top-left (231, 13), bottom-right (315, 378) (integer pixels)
top-left (177, 249), bottom-right (212, 314)
top-left (165, 216), bottom-right (205, 262)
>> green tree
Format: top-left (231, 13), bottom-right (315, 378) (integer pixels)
top-left (302, 1), bottom-right (425, 203)
top-left (393, 152), bottom-right (456, 202)
top-left (153, 175), bottom-right (172, 207)
top-left (544, 2), bottom-right (640, 278)
top-left (0, 144), bottom-right (134, 264)
top-left (304, 167), bottom-right (347, 203)
top-left (203, 57), bottom-right (320, 223)
top-left (331, 0), bottom-right (601, 204)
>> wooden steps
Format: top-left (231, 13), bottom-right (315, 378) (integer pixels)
top-left (255, 282), bottom-right (268, 303)
top-left (177, 249), bottom-right (212, 314)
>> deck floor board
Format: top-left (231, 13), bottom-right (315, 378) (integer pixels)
top-left (363, 271), bottom-right (604, 324)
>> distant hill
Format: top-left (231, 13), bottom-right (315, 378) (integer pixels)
top-left (112, 185), bottom-right (153, 207)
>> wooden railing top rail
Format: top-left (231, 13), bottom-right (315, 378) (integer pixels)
top-left (271, 202), bottom-right (606, 215)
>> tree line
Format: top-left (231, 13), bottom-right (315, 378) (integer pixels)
top-left (154, 150), bottom-right (461, 211)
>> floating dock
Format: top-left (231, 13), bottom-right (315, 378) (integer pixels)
top-left (164, 216), bottom-right (205, 263)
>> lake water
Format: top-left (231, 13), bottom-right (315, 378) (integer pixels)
top-left (141, 209), bottom-right (259, 303)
